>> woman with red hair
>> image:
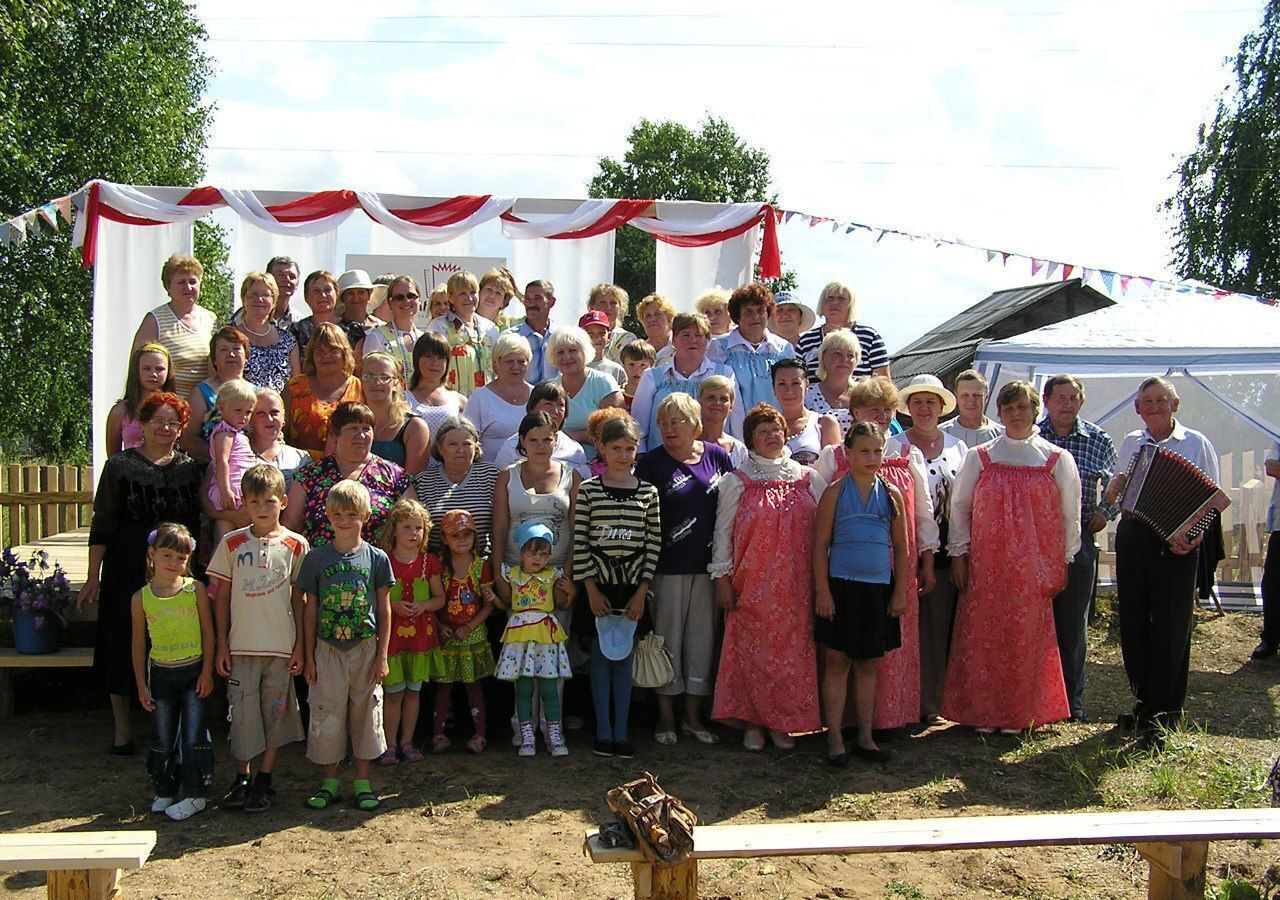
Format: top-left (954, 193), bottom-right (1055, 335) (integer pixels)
top-left (79, 391), bottom-right (204, 755)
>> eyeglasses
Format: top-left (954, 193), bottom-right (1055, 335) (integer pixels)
top-left (657, 417), bottom-right (692, 428)
top-left (362, 374), bottom-right (395, 384)
top-left (392, 292), bottom-right (419, 301)
top-left (149, 419), bottom-right (182, 429)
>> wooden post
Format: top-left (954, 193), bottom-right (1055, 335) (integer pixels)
top-left (6, 464), bottom-right (19, 546)
top-left (629, 860), bottom-right (697, 899)
top-left (1137, 840), bottom-right (1208, 900)
top-left (23, 465), bottom-right (39, 545)
top-left (42, 465), bottom-right (58, 539)
top-left (45, 866), bottom-right (122, 899)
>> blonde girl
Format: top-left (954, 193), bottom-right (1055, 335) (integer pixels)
top-left (130, 523), bottom-right (214, 821)
top-left (376, 498), bottom-right (446, 764)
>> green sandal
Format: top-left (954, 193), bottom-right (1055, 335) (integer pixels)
top-left (354, 789), bottom-right (380, 812)
top-left (306, 787), bottom-right (341, 810)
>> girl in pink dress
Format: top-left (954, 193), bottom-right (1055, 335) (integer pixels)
top-left (942, 381), bottom-right (1081, 734)
top-left (208, 379), bottom-right (259, 542)
top-left (711, 404), bottom-right (827, 751)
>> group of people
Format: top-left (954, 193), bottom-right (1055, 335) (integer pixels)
top-left (78, 251), bottom-right (1223, 818)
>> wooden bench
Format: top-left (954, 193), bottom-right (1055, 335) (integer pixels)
top-left (585, 807), bottom-right (1280, 900)
top-left (1, 528), bottom-right (94, 721)
top-left (0, 831), bottom-right (155, 899)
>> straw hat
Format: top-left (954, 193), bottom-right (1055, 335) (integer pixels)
top-left (897, 374), bottom-right (957, 415)
top-left (772, 291), bottom-right (816, 332)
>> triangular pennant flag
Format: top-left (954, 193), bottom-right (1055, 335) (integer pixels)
top-left (830, 221), bottom-right (840, 233)
top-left (1100, 271), bottom-right (1115, 293)
top-left (1080, 268), bottom-right (1094, 284)
top-left (38, 203), bottom-right (59, 229)
top-left (782, 210), bottom-right (796, 224)
top-left (986, 250), bottom-right (997, 263)
top-left (1140, 277), bottom-right (1154, 291)
top-left (8, 217), bottom-right (26, 244)
top-left (22, 209), bottom-right (39, 238)
top-left (55, 195), bottom-right (73, 224)
top-left (1031, 258), bottom-right (1045, 276)
top-left (1061, 264), bottom-right (1074, 281)
top-left (875, 230), bottom-right (887, 243)
top-left (1046, 261), bottom-right (1060, 279)
top-left (1120, 275), bottom-right (1133, 294)
top-left (845, 225), bottom-right (857, 234)
top-left (1000, 252), bottom-right (1010, 266)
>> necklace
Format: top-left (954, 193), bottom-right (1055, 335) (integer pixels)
top-left (747, 454), bottom-right (786, 480)
top-left (239, 318), bottom-right (273, 338)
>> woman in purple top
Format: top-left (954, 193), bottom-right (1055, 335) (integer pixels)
top-left (634, 391), bottom-right (734, 747)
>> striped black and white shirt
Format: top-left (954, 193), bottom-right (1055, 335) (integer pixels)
top-left (572, 477), bottom-right (662, 587)
top-left (414, 462), bottom-right (501, 557)
top-left (796, 322), bottom-right (889, 382)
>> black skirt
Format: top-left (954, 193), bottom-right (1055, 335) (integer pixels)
top-left (814, 577), bottom-right (900, 661)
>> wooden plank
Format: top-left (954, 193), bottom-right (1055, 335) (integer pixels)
top-left (40, 466), bottom-right (58, 539)
top-left (8, 528), bottom-right (91, 592)
top-left (79, 465), bottom-right (92, 526)
top-left (1138, 840), bottom-right (1208, 900)
top-left (7, 463), bottom-right (21, 546)
top-left (23, 465), bottom-right (38, 547)
top-left (585, 809), bottom-right (1280, 863)
top-left (0, 648), bottom-right (94, 668)
top-left (0, 831), bottom-right (155, 871)
top-left (0, 492), bottom-right (95, 506)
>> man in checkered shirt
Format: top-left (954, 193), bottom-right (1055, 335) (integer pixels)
top-left (1039, 374), bottom-right (1117, 721)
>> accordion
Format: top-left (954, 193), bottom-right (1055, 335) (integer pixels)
top-left (1119, 443), bottom-right (1229, 542)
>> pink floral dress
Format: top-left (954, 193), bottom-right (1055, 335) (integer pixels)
top-left (871, 446), bottom-right (921, 729)
top-left (941, 447), bottom-right (1070, 730)
top-left (712, 470), bottom-right (821, 734)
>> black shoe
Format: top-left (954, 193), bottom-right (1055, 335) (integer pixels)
top-left (592, 739), bottom-right (614, 757)
top-left (827, 752), bottom-right (850, 768)
top-left (221, 777), bottom-right (251, 809)
top-left (614, 741), bottom-right (635, 760)
top-left (1253, 640), bottom-right (1278, 661)
top-left (244, 781), bottom-right (275, 813)
top-left (1116, 712), bottom-right (1138, 731)
top-left (851, 744), bottom-right (893, 764)
top-left (108, 740), bottom-right (136, 757)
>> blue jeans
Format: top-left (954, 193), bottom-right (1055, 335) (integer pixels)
top-left (589, 637), bottom-right (634, 742)
top-left (147, 660), bottom-right (213, 799)
top-left (1053, 532), bottom-right (1099, 717)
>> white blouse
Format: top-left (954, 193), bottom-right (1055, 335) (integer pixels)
top-left (709, 451), bottom-right (828, 579)
top-left (947, 433), bottom-right (1082, 562)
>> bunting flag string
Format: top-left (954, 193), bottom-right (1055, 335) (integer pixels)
top-left (774, 206), bottom-right (1278, 308)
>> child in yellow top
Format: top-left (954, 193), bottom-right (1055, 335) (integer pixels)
top-left (130, 522), bottom-right (214, 821)
top-left (494, 521), bottom-right (574, 758)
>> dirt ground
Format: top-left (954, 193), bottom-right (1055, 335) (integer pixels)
top-left (3, 604), bottom-right (1280, 899)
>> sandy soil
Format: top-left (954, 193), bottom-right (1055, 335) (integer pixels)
top-left (2, 606), bottom-right (1279, 899)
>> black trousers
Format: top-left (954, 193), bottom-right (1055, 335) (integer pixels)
top-left (1261, 531), bottom-right (1280, 643)
top-left (1115, 517), bottom-right (1199, 725)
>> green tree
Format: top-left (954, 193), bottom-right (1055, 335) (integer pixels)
top-left (0, 0), bottom-right (219, 462)
top-left (1166, 0), bottom-right (1280, 297)
top-left (587, 115), bottom-right (793, 322)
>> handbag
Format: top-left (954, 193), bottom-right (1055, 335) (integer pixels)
top-left (632, 633), bottom-right (674, 689)
top-left (605, 772), bottom-right (697, 867)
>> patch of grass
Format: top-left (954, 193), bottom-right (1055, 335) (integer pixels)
top-left (830, 791), bottom-right (883, 819)
top-left (885, 880), bottom-right (925, 899)
top-left (909, 773), bottom-right (965, 807)
top-left (1102, 722), bottom-right (1266, 809)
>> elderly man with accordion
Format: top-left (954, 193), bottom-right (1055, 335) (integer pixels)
top-left (1106, 376), bottom-right (1228, 746)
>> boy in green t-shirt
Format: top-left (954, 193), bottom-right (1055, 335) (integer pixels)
top-left (298, 480), bottom-right (393, 811)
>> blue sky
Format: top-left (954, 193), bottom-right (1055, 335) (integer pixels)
top-left (194, 1), bottom-right (1264, 351)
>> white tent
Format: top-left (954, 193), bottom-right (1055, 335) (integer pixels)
top-left (974, 290), bottom-right (1280, 605)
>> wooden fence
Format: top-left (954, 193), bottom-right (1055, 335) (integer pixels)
top-left (0, 464), bottom-right (93, 547)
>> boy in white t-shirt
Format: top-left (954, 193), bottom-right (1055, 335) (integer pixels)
top-left (208, 464), bottom-right (310, 813)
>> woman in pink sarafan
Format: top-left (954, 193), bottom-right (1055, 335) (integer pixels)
top-left (942, 380), bottom-right (1082, 734)
top-left (710, 403), bottom-right (828, 752)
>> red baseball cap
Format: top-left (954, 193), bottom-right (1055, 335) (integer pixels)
top-left (578, 311), bottom-right (611, 330)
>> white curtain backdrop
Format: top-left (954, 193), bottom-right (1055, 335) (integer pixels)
top-left (512, 232), bottom-right (615, 325)
top-left (93, 218), bottom-right (195, 477)
top-left (654, 227), bottom-right (760, 310)
top-left (231, 221), bottom-right (340, 321)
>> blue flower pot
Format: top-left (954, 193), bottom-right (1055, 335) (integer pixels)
top-left (13, 609), bottom-right (61, 655)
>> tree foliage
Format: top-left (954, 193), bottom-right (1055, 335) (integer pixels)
top-left (1166, 0), bottom-right (1280, 297)
top-left (0, 0), bottom-right (218, 462)
top-left (587, 115), bottom-right (792, 317)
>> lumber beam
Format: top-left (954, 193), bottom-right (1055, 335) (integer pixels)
top-left (1137, 840), bottom-right (1208, 900)
top-left (46, 867), bottom-right (122, 900)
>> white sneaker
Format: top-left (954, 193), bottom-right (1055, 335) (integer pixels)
top-left (164, 797), bottom-right (207, 821)
top-left (546, 721), bottom-right (569, 757)
top-left (517, 722), bottom-right (537, 758)
top-left (151, 796), bottom-right (176, 813)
